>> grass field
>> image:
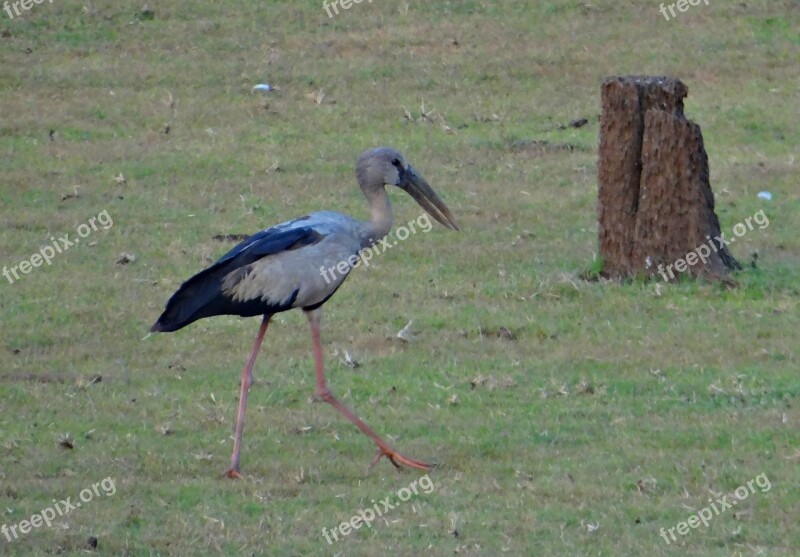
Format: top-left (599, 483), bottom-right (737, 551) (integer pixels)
top-left (1, 1), bottom-right (799, 555)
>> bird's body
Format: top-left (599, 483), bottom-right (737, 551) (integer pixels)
top-left (152, 211), bottom-right (365, 332)
top-left (151, 147), bottom-right (457, 477)
top-left (221, 212), bottom-right (359, 310)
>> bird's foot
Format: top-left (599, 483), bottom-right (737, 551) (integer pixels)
top-left (223, 467), bottom-right (244, 480)
top-left (371, 446), bottom-right (432, 472)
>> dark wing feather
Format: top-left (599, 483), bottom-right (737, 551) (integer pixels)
top-left (151, 222), bottom-right (324, 333)
top-left (213, 216), bottom-right (318, 265)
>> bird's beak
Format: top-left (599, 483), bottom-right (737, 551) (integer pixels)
top-left (399, 166), bottom-right (459, 231)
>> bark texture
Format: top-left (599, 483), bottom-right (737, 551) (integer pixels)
top-left (597, 75), bottom-right (739, 281)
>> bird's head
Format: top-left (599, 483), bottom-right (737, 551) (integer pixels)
top-left (356, 147), bottom-right (459, 230)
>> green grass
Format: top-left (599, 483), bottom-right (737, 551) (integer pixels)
top-left (1, 1), bottom-right (799, 555)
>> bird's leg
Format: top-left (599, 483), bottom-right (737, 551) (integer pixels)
top-left (306, 309), bottom-right (431, 472)
top-left (225, 315), bottom-right (271, 479)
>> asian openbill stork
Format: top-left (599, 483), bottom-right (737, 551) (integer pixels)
top-left (151, 147), bottom-right (458, 478)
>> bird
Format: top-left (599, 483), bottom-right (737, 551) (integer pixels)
top-left (151, 147), bottom-right (458, 478)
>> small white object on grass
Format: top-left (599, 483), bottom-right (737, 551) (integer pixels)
top-left (342, 350), bottom-right (359, 369)
top-left (396, 320), bottom-right (414, 342)
top-left (252, 84), bottom-right (272, 93)
top-left (757, 191), bottom-right (773, 201)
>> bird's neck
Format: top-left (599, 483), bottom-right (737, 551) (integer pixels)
top-left (362, 188), bottom-right (393, 247)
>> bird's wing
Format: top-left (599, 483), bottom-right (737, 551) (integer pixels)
top-left (151, 214), bottom-right (360, 332)
top-left (214, 216), bottom-right (324, 266)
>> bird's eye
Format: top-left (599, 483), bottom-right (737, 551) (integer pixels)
top-left (391, 158), bottom-right (402, 168)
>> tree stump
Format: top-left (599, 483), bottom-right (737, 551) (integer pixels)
top-left (597, 75), bottom-right (740, 282)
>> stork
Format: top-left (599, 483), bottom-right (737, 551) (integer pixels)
top-left (151, 147), bottom-right (458, 478)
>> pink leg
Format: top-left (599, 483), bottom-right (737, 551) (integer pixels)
top-left (306, 308), bottom-right (431, 471)
top-left (225, 315), bottom-right (271, 479)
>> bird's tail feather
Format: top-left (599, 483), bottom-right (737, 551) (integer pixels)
top-left (151, 263), bottom-right (240, 333)
top-left (151, 262), bottom-right (297, 333)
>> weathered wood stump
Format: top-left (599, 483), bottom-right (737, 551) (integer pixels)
top-left (597, 75), bottom-right (739, 282)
